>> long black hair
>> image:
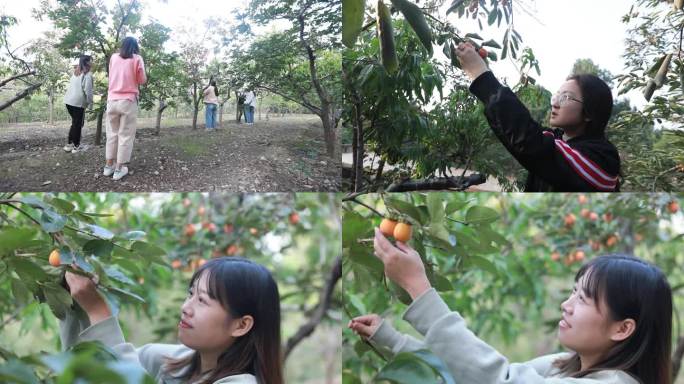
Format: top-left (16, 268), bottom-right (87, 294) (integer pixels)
top-left (79, 55), bottom-right (92, 74)
top-left (165, 257), bottom-right (283, 384)
top-left (210, 79), bottom-right (219, 97)
top-left (554, 254), bottom-right (672, 384)
top-left (119, 36), bottom-right (140, 59)
top-left (566, 74), bottom-right (613, 137)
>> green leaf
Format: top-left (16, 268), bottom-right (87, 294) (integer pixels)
top-left (42, 283), bottom-right (73, 320)
top-left (481, 39), bottom-right (501, 49)
top-left (342, 210), bottom-right (372, 248)
top-left (10, 277), bottom-right (32, 306)
top-left (347, 244), bottom-right (384, 274)
top-left (119, 230), bottom-right (146, 240)
top-left (83, 240), bottom-right (114, 258)
top-left (488, 9), bottom-right (497, 25)
top-left (39, 209), bottom-right (67, 233)
top-left (49, 197), bottom-right (75, 214)
top-left (464, 32), bottom-right (483, 40)
top-left (10, 258), bottom-right (48, 281)
top-left (465, 255), bottom-right (498, 276)
top-left (426, 193), bottom-right (444, 225)
top-left (374, 350), bottom-right (442, 383)
top-left (106, 286), bottom-right (145, 303)
top-left (347, 293), bottom-right (367, 315)
top-left (429, 272), bottom-right (453, 292)
top-left (102, 265), bottom-right (135, 285)
top-left (0, 227), bottom-right (37, 254)
top-left (445, 198), bottom-right (467, 215)
top-left (385, 197), bottom-right (426, 225)
top-left (85, 224), bottom-right (115, 240)
top-left (465, 205), bottom-right (499, 225)
top-left (130, 241), bottom-right (166, 265)
top-left (19, 196), bottom-right (47, 209)
top-left (0, 359), bottom-right (40, 384)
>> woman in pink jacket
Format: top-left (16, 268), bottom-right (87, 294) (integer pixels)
top-left (103, 36), bottom-right (147, 181)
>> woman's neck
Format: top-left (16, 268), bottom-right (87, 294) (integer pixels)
top-left (562, 125), bottom-right (585, 141)
top-left (579, 352), bottom-right (603, 371)
top-left (199, 351), bottom-right (218, 375)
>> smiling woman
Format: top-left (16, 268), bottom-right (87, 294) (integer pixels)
top-left (61, 257), bottom-right (283, 384)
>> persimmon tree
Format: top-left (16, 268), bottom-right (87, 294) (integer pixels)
top-left (342, 192), bottom-right (684, 383)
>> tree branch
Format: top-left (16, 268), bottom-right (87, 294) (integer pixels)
top-left (0, 71), bottom-right (36, 88)
top-left (673, 336), bottom-right (684, 380)
top-left (0, 82), bottom-right (42, 112)
top-left (283, 255), bottom-right (341, 360)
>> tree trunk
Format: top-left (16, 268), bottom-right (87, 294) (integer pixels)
top-left (353, 103), bottom-right (364, 192)
top-left (155, 98), bottom-right (167, 135)
top-left (219, 101), bottom-right (225, 128)
top-left (320, 102), bottom-right (338, 158)
top-left (48, 91), bottom-right (54, 125)
top-left (192, 104), bottom-right (199, 130)
top-left (95, 110), bottom-right (104, 146)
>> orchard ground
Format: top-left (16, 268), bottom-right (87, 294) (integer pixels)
top-left (0, 114), bottom-right (340, 192)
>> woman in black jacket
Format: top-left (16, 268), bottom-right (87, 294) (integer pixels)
top-left (454, 43), bottom-right (620, 192)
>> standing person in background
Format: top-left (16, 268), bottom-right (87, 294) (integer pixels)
top-left (203, 79), bottom-right (219, 131)
top-left (103, 36), bottom-right (147, 181)
top-left (63, 55), bottom-right (94, 154)
top-left (236, 91), bottom-right (246, 123)
top-left (244, 89), bottom-right (256, 125)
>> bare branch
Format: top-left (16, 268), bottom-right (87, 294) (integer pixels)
top-left (283, 255), bottom-right (341, 359)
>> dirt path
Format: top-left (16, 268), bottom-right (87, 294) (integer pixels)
top-left (0, 115), bottom-right (340, 192)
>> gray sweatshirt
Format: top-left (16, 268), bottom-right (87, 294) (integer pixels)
top-left (64, 72), bottom-right (94, 108)
top-left (60, 309), bottom-right (257, 384)
top-left (369, 289), bottom-right (640, 384)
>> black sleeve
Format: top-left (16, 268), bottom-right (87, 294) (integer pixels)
top-left (468, 71), bottom-right (617, 191)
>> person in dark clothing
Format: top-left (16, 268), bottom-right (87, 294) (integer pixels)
top-left (455, 43), bottom-right (620, 192)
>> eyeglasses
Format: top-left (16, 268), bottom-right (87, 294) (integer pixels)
top-left (551, 93), bottom-right (583, 107)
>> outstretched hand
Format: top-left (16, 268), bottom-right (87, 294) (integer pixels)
top-left (348, 314), bottom-right (382, 340)
top-left (373, 228), bottom-right (431, 300)
top-left (65, 270), bottom-right (111, 325)
top-left (453, 42), bottom-right (489, 81)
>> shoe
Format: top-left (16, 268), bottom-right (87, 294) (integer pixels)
top-left (63, 144), bottom-right (74, 152)
top-left (103, 165), bottom-right (115, 177)
top-left (71, 146), bottom-right (81, 153)
top-left (112, 166), bottom-right (128, 181)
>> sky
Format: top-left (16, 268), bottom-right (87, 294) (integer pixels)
top-left (439, 0), bottom-right (651, 110)
top-left (0, 0), bottom-right (276, 59)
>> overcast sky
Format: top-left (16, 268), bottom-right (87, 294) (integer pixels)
top-left (0, 0), bottom-right (273, 59)
top-left (439, 0), bottom-right (656, 110)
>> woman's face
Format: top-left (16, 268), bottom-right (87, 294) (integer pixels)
top-left (178, 272), bottom-right (238, 352)
top-left (557, 275), bottom-right (629, 358)
top-left (550, 80), bottom-right (585, 131)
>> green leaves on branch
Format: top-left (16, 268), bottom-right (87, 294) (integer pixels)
top-left (0, 194), bottom-right (166, 322)
top-left (374, 349), bottom-right (455, 384)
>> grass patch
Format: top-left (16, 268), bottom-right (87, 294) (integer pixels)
top-left (167, 136), bottom-right (209, 158)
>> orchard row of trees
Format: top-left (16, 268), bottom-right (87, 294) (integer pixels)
top-left (341, 0), bottom-right (684, 191)
top-left (0, 0), bottom-right (342, 157)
